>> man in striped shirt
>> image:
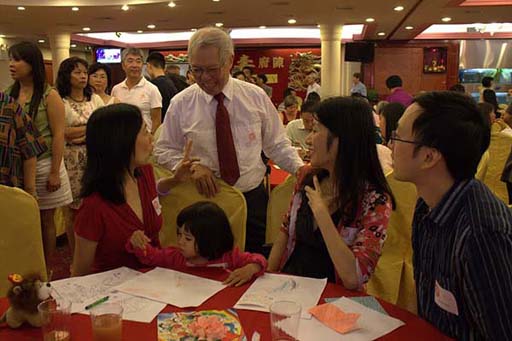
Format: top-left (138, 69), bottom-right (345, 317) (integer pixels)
top-left (390, 91), bottom-right (512, 340)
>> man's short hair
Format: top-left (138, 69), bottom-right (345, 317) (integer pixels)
top-left (257, 74), bottom-right (267, 84)
top-left (386, 75), bottom-right (403, 89)
top-left (146, 52), bottom-right (166, 69)
top-left (188, 27), bottom-right (234, 66)
top-left (121, 47), bottom-right (144, 63)
top-left (413, 91), bottom-right (490, 181)
top-left (284, 95), bottom-right (298, 108)
top-left (301, 100), bottom-right (318, 114)
top-left (353, 72), bottom-right (361, 79)
top-left (482, 76), bottom-right (494, 88)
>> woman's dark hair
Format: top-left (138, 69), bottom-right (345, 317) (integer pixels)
top-left (413, 91), bottom-right (490, 181)
top-left (381, 102), bottom-right (406, 144)
top-left (449, 83), bottom-right (465, 93)
top-left (56, 57), bottom-right (92, 101)
top-left (482, 76), bottom-right (493, 88)
top-left (283, 87), bottom-right (295, 98)
top-left (482, 89), bottom-right (499, 118)
top-left (305, 96), bottom-right (394, 224)
top-left (257, 74), bottom-right (267, 84)
top-left (8, 41), bottom-right (47, 119)
top-left (385, 75), bottom-right (402, 89)
top-left (305, 91), bottom-right (321, 103)
top-left (88, 62), bottom-right (113, 94)
top-left (81, 103), bottom-right (142, 204)
top-left (477, 102), bottom-right (495, 125)
top-left (176, 201), bottom-right (234, 260)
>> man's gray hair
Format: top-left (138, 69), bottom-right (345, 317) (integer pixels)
top-left (188, 27), bottom-right (234, 65)
top-left (121, 47), bottom-right (144, 62)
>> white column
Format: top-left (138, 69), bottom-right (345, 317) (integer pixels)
top-left (49, 32), bottom-right (71, 83)
top-left (319, 24), bottom-right (343, 98)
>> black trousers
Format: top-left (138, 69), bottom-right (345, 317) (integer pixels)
top-left (243, 182), bottom-right (269, 256)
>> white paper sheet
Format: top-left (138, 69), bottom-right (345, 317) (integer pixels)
top-left (51, 267), bottom-right (166, 323)
top-left (297, 297), bottom-right (405, 341)
top-left (114, 267), bottom-right (226, 308)
top-left (234, 273), bottom-right (327, 319)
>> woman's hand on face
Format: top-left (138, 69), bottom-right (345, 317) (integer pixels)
top-left (222, 264), bottom-right (261, 287)
top-left (305, 175), bottom-right (330, 218)
top-left (130, 230), bottom-right (150, 249)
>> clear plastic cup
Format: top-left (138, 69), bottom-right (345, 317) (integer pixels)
top-left (89, 302), bottom-right (123, 341)
top-left (37, 298), bottom-right (72, 341)
top-left (270, 301), bottom-right (302, 341)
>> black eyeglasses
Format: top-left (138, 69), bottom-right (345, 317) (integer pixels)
top-left (389, 130), bottom-right (421, 145)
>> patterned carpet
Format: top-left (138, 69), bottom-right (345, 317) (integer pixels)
top-left (48, 235), bottom-right (73, 281)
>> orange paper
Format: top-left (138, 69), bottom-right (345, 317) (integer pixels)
top-left (308, 303), bottom-right (361, 334)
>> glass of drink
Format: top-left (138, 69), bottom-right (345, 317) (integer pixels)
top-left (90, 302), bottom-right (123, 341)
top-left (270, 301), bottom-right (301, 341)
top-left (37, 298), bottom-right (72, 341)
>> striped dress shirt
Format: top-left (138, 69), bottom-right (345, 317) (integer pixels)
top-left (412, 179), bottom-right (512, 340)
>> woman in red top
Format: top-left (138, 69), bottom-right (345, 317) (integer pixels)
top-left (71, 103), bottom-right (192, 276)
top-left (268, 97), bottom-right (394, 290)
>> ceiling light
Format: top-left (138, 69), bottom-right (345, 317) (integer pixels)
top-left (191, 28), bottom-right (197, 31)
top-left (405, 26), bottom-right (414, 30)
top-left (0, 34), bottom-right (6, 38)
top-left (147, 24), bottom-right (156, 29)
top-left (122, 4), bottom-right (129, 11)
top-left (259, 25), bottom-right (266, 29)
top-left (38, 39), bottom-right (45, 43)
top-left (213, 0), bottom-right (220, 2)
top-left (442, 17), bottom-right (452, 22)
top-left (82, 27), bottom-right (91, 31)
top-left (168, 1), bottom-right (176, 7)
top-left (72, 7), bottom-right (79, 11)
top-left (70, 44), bottom-right (77, 48)
top-left (394, 5), bottom-right (404, 11)
top-left (137, 30), bottom-right (143, 33)
top-left (377, 32), bottom-right (386, 36)
top-left (366, 18), bottom-right (375, 22)
top-left (317, 24), bottom-right (320, 28)
top-left (288, 18), bottom-right (297, 24)
top-left (17, 6), bottom-right (25, 11)
top-left (215, 22), bottom-right (223, 27)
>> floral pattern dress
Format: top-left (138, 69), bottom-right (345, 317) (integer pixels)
top-left (63, 94), bottom-right (103, 209)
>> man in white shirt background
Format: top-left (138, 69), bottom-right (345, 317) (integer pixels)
top-left (155, 27), bottom-right (304, 254)
top-left (111, 48), bottom-right (162, 133)
top-left (286, 100), bottom-right (316, 151)
top-left (305, 70), bottom-right (321, 99)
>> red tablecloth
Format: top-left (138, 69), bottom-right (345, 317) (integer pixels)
top-left (0, 268), bottom-right (450, 340)
top-left (269, 164), bottom-right (289, 189)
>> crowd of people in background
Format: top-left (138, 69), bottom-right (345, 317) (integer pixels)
top-left (1, 26), bottom-right (512, 340)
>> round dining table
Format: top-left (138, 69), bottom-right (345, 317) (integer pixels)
top-left (0, 267), bottom-right (451, 340)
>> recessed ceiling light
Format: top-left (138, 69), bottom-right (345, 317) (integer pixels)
top-left (82, 27), bottom-right (91, 31)
top-left (377, 32), bottom-right (386, 36)
top-left (168, 1), bottom-right (176, 7)
top-left (394, 5), bottom-right (404, 11)
top-left (259, 25), bottom-right (267, 29)
top-left (137, 30), bottom-right (143, 33)
top-left (72, 7), bottom-right (79, 11)
top-left (405, 26), bottom-right (414, 30)
top-left (288, 18), bottom-right (297, 24)
top-left (147, 24), bottom-right (156, 29)
top-left (366, 18), bottom-right (375, 22)
top-left (0, 34), bottom-right (6, 38)
top-left (213, 0), bottom-right (220, 2)
top-left (215, 22), bottom-right (223, 27)
top-left (38, 39), bottom-right (45, 43)
top-left (121, 4), bottom-right (129, 11)
top-left (17, 6), bottom-right (25, 11)
top-left (441, 17), bottom-right (452, 22)
top-left (191, 28), bottom-right (197, 31)
top-left (70, 44), bottom-right (77, 48)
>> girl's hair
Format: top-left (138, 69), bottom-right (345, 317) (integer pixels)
top-left (381, 102), bottom-right (406, 144)
top-left (8, 41), bottom-right (47, 119)
top-left (81, 103), bottom-right (142, 204)
top-left (56, 57), bottom-right (93, 101)
top-left (309, 96), bottom-right (394, 224)
top-left (88, 62), bottom-right (113, 94)
top-left (176, 201), bottom-right (234, 260)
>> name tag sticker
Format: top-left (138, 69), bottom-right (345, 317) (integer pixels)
top-left (152, 197), bottom-right (162, 216)
top-left (434, 281), bottom-right (459, 316)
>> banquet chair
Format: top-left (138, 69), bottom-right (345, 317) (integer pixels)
top-left (483, 132), bottom-right (512, 203)
top-left (157, 180), bottom-right (247, 251)
top-left (265, 175), bottom-right (296, 244)
top-left (0, 185), bottom-right (47, 296)
top-left (366, 171), bottom-right (418, 314)
top-left (475, 149), bottom-right (489, 182)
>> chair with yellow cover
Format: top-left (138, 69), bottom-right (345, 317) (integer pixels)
top-left (0, 185), bottom-right (47, 296)
top-left (265, 175), bottom-right (296, 244)
top-left (475, 150), bottom-right (489, 182)
top-left (157, 180), bottom-right (247, 251)
top-left (366, 172), bottom-right (418, 314)
top-left (483, 132), bottom-right (512, 203)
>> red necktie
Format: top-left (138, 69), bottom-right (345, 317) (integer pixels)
top-left (214, 93), bottom-right (240, 186)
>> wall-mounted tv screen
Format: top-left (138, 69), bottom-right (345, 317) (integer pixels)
top-left (95, 48), bottom-right (121, 63)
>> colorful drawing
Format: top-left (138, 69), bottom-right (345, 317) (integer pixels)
top-left (157, 309), bottom-right (246, 341)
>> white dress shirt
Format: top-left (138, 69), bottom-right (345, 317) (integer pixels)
top-left (286, 118), bottom-right (312, 150)
top-left (112, 77), bottom-right (162, 131)
top-left (306, 82), bottom-right (321, 98)
top-left (155, 77), bottom-right (304, 192)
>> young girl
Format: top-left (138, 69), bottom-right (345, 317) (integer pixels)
top-left (127, 201), bottom-right (267, 287)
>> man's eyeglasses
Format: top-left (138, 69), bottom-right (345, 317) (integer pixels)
top-left (389, 130), bottom-right (421, 145)
top-left (190, 65), bottom-right (221, 76)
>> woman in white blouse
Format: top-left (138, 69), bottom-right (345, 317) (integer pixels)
top-left (88, 63), bottom-right (120, 105)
